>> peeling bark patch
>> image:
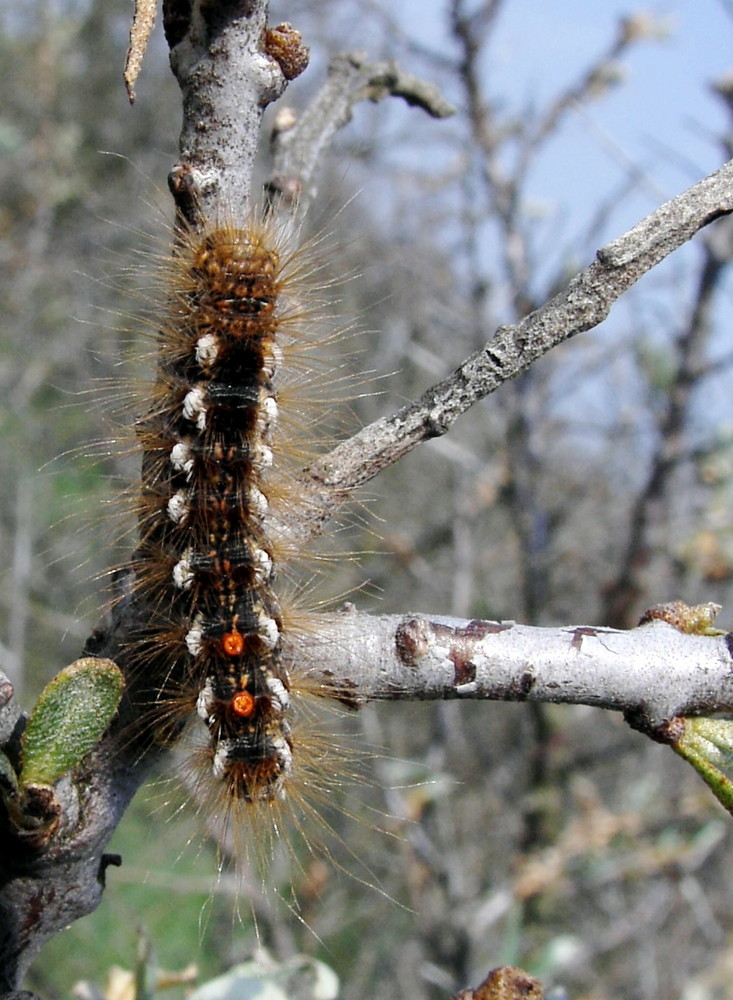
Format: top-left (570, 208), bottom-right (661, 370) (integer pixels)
top-left (428, 619), bottom-right (510, 688)
top-left (450, 650), bottom-right (476, 687)
top-left (725, 632), bottom-right (733, 662)
top-left (569, 626), bottom-right (599, 650)
top-left (395, 617), bottom-right (431, 667)
top-left (464, 619), bottom-right (512, 636)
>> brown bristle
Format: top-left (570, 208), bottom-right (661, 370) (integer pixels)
top-left (126, 219), bottom-right (298, 807)
top-left (79, 209), bottom-right (378, 903)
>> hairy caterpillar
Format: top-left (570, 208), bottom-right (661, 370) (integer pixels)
top-left (91, 203), bottom-right (368, 887)
top-left (134, 219), bottom-right (294, 796)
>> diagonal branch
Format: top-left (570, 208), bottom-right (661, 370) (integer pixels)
top-left (305, 160), bottom-right (733, 504)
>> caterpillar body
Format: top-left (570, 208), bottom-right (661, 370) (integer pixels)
top-left (110, 211), bottom-right (353, 863)
top-left (135, 222), bottom-right (291, 804)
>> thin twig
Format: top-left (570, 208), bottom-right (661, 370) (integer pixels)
top-left (303, 159), bottom-right (733, 504)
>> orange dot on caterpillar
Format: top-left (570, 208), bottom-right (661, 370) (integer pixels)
top-left (221, 630), bottom-right (246, 657)
top-left (231, 690), bottom-right (256, 717)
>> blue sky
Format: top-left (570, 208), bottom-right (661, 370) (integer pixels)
top-left (492, 3), bottom-right (732, 214)
top-left (385, 2), bottom-right (732, 231)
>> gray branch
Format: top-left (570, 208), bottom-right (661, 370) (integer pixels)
top-left (165, 0), bottom-right (287, 222)
top-left (304, 159), bottom-right (733, 504)
top-left (269, 51), bottom-right (455, 218)
top-left (299, 610), bottom-right (733, 730)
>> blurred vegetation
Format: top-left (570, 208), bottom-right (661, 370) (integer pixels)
top-left (4, 2), bottom-right (733, 999)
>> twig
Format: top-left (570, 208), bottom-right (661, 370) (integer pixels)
top-left (269, 51), bottom-right (455, 219)
top-left (303, 159), bottom-right (733, 505)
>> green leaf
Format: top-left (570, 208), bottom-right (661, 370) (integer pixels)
top-left (672, 717), bottom-right (733, 814)
top-left (20, 657), bottom-right (124, 788)
top-left (0, 748), bottom-right (20, 800)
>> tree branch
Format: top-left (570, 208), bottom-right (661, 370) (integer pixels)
top-left (164, 0), bottom-right (292, 224)
top-left (269, 50), bottom-right (455, 218)
top-left (305, 160), bottom-right (733, 506)
top-left (300, 607), bottom-right (733, 731)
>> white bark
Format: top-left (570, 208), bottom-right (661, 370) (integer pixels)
top-left (300, 611), bottom-right (733, 730)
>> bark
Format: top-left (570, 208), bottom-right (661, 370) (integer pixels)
top-left (305, 162), bottom-right (733, 502)
top-left (300, 609), bottom-right (733, 731)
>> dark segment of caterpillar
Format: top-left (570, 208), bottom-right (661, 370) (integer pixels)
top-left (131, 220), bottom-right (299, 807)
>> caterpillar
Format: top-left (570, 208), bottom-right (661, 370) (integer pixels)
top-left (95, 205), bottom-right (364, 882)
top-left (134, 219), bottom-right (293, 797)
